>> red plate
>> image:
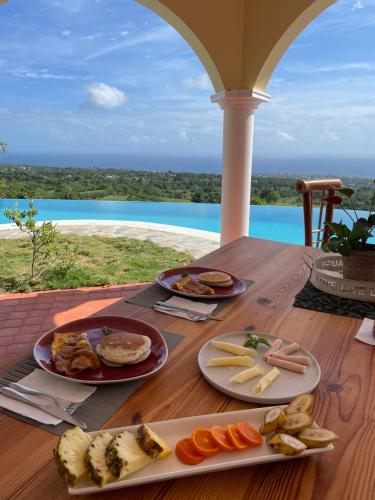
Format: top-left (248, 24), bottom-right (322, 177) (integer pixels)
top-left (156, 266), bottom-right (246, 299)
top-left (33, 316), bottom-right (168, 385)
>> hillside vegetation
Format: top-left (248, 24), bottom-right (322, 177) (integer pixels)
top-left (0, 163), bottom-right (373, 209)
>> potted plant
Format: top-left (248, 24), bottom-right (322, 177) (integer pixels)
top-left (322, 184), bottom-right (375, 282)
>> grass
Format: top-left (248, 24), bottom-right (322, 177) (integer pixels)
top-left (0, 234), bottom-right (192, 293)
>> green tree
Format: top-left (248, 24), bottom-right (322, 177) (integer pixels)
top-left (3, 201), bottom-right (75, 282)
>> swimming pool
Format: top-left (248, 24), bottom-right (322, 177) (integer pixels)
top-left (0, 198), bottom-right (370, 245)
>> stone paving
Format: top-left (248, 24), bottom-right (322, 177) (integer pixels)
top-left (0, 220), bottom-right (220, 258)
top-left (0, 283), bottom-right (147, 358)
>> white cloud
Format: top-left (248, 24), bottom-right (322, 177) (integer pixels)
top-left (80, 33), bottom-right (103, 41)
top-left (120, 31), bottom-right (128, 37)
top-left (61, 30), bottom-right (71, 36)
top-left (324, 130), bottom-right (339, 141)
top-left (285, 62), bottom-right (375, 74)
top-left (84, 82), bottom-right (128, 109)
top-left (277, 131), bottom-right (295, 142)
top-left (86, 25), bottom-right (177, 60)
top-left (352, 1), bottom-right (364, 10)
top-left (181, 73), bottom-right (212, 91)
top-left (178, 129), bottom-right (188, 142)
top-left (19, 70), bottom-right (76, 80)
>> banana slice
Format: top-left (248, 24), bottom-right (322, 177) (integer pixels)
top-left (285, 394), bottom-right (314, 415)
top-left (298, 428), bottom-right (338, 448)
top-left (207, 356), bottom-right (254, 367)
top-left (268, 433), bottom-right (307, 455)
top-left (259, 407), bottom-right (286, 434)
top-left (211, 341), bottom-right (256, 357)
top-left (280, 411), bottom-right (313, 435)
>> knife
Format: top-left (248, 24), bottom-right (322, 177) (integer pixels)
top-left (1, 387), bottom-right (87, 429)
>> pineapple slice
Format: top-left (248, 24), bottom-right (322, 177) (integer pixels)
top-left (106, 431), bottom-right (153, 480)
top-left (137, 424), bottom-right (172, 459)
top-left (85, 432), bottom-right (115, 487)
top-left (54, 427), bottom-right (92, 486)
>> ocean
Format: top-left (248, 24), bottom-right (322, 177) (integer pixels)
top-left (0, 153), bottom-right (374, 178)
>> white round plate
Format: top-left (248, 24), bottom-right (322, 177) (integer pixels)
top-left (198, 332), bottom-right (321, 404)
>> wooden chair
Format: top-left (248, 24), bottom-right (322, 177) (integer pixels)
top-left (296, 178), bottom-right (342, 247)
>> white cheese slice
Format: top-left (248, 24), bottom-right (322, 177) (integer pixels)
top-left (253, 367), bottom-right (281, 395)
top-left (211, 341), bottom-right (256, 357)
top-left (229, 364), bottom-right (264, 383)
top-left (207, 356), bottom-right (254, 367)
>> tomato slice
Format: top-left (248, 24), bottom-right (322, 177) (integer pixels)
top-left (175, 438), bottom-right (206, 465)
top-left (236, 422), bottom-right (263, 446)
top-left (226, 424), bottom-right (249, 449)
top-left (191, 428), bottom-right (221, 457)
top-left (211, 426), bottom-right (235, 451)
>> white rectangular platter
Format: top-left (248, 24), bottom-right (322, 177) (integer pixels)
top-left (70, 406), bottom-right (334, 495)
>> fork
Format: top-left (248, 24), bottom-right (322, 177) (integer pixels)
top-left (9, 382), bottom-right (81, 413)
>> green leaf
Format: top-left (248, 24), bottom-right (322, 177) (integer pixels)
top-left (337, 187), bottom-right (355, 198)
top-left (327, 222), bottom-right (351, 238)
top-left (338, 240), bottom-right (352, 256)
top-left (369, 214), bottom-right (375, 226)
top-left (350, 221), bottom-right (370, 241)
top-left (102, 326), bottom-right (112, 336)
top-left (244, 333), bottom-right (270, 349)
top-left (327, 239), bottom-right (342, 253)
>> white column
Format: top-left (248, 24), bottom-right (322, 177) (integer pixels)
top-left (211, 90), bottom-right (270, 246)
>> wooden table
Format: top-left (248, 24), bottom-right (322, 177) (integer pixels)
top-left (1, 237), bottom-right (373, 500)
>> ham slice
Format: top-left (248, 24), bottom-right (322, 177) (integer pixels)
top-left (264, 338), bottom-right (283, 357)
top-left (273, 342), bottom-right (300, 356)
top-left (271, 353), bottom-right (311, 366)
top-left (267, 355), bottom-right (306, 374)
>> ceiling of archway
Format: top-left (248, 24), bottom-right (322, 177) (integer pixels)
top-left (137, 0), bottom-right (337, 92)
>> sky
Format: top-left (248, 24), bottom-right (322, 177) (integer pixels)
top-left (1, 0), bottom-right (375, 163)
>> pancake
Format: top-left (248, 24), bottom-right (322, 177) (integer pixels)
top-left (198, 271), bottom-right (233, 288)
top-left (96, 332), bottom-right (151, 366)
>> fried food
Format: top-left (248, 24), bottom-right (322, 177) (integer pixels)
top-left (172, 275), bottom-right (215, 295)
top-left (52, 332), bottom-right (101, 377)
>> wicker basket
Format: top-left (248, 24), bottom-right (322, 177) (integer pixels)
top-left (310, 255), bottom-right (375, 302)
top-left (342, 250), bottom-right (375, 282)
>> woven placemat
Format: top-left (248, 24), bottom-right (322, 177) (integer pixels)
top-left (0, 331), bottom-right (183, 435)
top-left (126, 279), bottom-right (254, 316)
top-left (294, 281), bottom-right (375, 319)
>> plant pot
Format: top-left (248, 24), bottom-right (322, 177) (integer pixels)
top-left (342, 246), bottom-right (375, 282)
